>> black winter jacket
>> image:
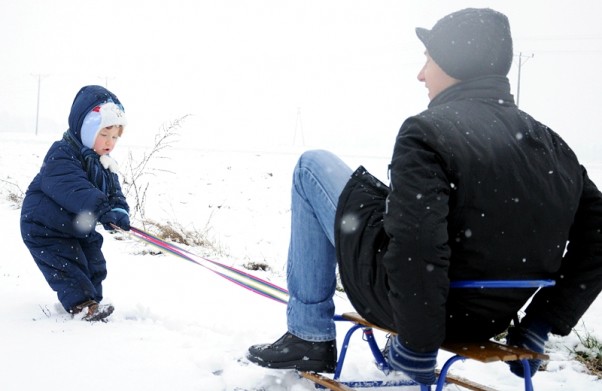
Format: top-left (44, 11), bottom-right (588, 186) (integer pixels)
top-left (335, 76), bottom-right (602, 352)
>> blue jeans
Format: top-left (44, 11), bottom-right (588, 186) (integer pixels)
top-left (286, 150), bottom-right (353, 342)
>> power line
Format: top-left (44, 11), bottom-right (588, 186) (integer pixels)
top-left (521, 49), bottom-right (602, 55)
top-left (517, 34), bottom-right (602, 42)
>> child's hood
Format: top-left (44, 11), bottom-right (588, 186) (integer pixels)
top-left (68, 85), bottom-right (125, 144)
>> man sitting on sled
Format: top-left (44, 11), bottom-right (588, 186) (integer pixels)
top-left (247, 7), bottom-right (602, 385)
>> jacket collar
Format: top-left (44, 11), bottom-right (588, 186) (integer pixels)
top-left (428, 76), bottom-right (516, 109)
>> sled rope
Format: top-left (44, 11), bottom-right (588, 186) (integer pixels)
top-left (115, 226), bottom-right (554, 306)
top-left (118, 225), bottom-right (289, 304)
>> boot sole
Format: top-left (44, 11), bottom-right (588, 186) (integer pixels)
top-left (247, 353), bottom-right (335, 373)
top-left (83, 305), bottom-right (115, 322)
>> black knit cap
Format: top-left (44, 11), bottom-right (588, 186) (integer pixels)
top-left (416, 8), bottom-right (513, 80)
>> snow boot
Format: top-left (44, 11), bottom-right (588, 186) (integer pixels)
top-left (70, 300), bottom-right (114, 322)
top-left (247, 332), bottom-right (337, 373)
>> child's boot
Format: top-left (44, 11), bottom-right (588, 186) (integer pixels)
top-left (70, 300), bottom-right (114, 322)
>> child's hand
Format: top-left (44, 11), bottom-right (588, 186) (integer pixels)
top-left (99, 208), bottom-right (130, 231)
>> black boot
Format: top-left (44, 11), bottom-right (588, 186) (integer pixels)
top-left (247, 332), bottom-right (337, 373)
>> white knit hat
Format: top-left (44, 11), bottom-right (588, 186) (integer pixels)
top-left (80, 102), bottom-right (127, 148)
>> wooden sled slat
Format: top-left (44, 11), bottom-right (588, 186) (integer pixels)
top-left (442, 341), bottom-right (548, 363)
top-left (300, 371), bottom-right (355, 391)
top-left (439, 370), bottom-right (498, 391)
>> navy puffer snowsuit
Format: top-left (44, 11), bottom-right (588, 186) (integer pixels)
top-left (20, 85), bottom-right (129, 312)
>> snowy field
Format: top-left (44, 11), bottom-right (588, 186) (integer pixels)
top-left (1, 130), bottom-right (602, 391)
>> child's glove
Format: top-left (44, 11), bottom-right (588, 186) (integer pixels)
top-left (99, 208), bottom-right (130, 231)
top-left (386, 335), bottom-right (437, 385)
top-left (505, 317), bottom-right (551, 378)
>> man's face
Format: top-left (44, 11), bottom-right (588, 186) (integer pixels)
top-left (417, 52), bottom-right (459, 101)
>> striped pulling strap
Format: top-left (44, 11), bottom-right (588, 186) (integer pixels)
top-left (117, 225), bottom-right (554, 305)
top-left (121, 225), bottom-right (290, 304)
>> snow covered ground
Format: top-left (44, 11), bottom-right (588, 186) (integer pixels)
top-left (1, 131), bottom-right (602, 391)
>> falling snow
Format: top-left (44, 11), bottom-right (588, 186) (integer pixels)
top-left (1, 133), bottom-right (601, 391)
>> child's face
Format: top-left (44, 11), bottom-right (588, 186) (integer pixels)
top-left (93, 126), bottom-right (122, 155)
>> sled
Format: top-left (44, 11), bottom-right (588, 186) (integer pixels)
top-left (301, 280), bottom-right (554, 391)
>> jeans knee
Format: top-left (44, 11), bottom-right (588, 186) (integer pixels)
top-left (296, 149), bottom-right (339, 178)
top-left (294, 150), bottom-right (328, 193)
top-left (297, 150), bottom-right (332, 170)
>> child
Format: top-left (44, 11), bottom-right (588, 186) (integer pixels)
top-left (20, 85), bottom-right (130, 322)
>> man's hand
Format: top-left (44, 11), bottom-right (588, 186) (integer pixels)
top-left (506, 317), bottom-right (551, 378)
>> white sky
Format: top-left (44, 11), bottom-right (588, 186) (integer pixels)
top-left (1, 0), bottom-right (601, 160)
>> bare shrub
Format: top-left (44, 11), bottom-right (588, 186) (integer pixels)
top-left (122, 115), bottom-right (188, 221)
top-left (0, 178), bottom-right (25, 208)
top-left (119, 115), bottom-right (225, 256)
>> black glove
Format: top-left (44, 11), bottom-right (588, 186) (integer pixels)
top-left (506, 317), bottom-right (551, 378)
top-left (99, 208), bottom-right (130, 231)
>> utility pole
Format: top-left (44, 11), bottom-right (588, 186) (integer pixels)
top-left (32, 74), bottom-right (48, 136)
top-left (516, 52), bottom-right (534, 109)
top-left (99, 75), bottom-right (114, 89)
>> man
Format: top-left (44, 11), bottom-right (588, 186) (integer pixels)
top-left (247, 8), bottom-right (602, 385)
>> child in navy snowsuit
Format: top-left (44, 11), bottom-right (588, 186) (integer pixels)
top-left (20, 85), bottom-right (130, 321)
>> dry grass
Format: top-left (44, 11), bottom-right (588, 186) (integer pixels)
top-left (571, 328), bottom-right (602, 378)
top-left (243, 262), bottom-right (270, 271)
top-left (142, 219), bottom-right (222, 254)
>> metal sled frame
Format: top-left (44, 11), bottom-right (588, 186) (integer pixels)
top-left (328, 280), bottom-right (555, 391)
